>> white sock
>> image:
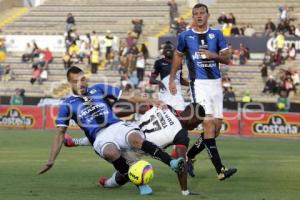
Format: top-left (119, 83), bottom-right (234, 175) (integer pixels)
top-left (73, 137), bottom-right (91, 146)
top-left (181, 190), bottom-right (190, 196)
top-left (104, 172), bottom-right (120, 188)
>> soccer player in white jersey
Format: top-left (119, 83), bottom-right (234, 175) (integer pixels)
top-left (169, 3), bottom-right (237, 180)
top-left (150, 41), bottom-right (188, 111)
top-left (64, 103), bottom-right (205, 196)
top-left (37, 66), bottom-right (185, 195)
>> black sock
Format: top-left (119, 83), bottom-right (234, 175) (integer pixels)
top-left (187, 135), bottom-right (205, 159)
top-left (112, 156), bottom-right (129, 184)
top-left (141, 140), bottom-right (172, 166)
top-left (203, 138), bottom-right (223, 174)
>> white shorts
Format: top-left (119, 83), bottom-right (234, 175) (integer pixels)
top-left (159, 91), bottom-right (185, 111)
top-left (190, 79), bottom-right (223, 118)
top-left (93, 121), bottom-right (144, 157)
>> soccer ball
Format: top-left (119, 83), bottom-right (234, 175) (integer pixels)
top-left (128, 160), bottom-right (154, 185)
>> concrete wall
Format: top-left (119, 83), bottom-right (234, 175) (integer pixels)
top-left (0, 0), bottom-right (23, 13)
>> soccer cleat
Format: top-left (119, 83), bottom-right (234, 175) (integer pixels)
top-left (64, 133), bottom-right (76, 147)
top-left (218, 166), bottom-right (237, 181)
top-left (187, 158), bottom-right (196, 177)
top-left (138, 184), bottom-right (153, 195)
top-left (170, 157), bottom-right (185, 173)
top-left (182, 190), bottom-right (201, 196)
top-left (99, 176), bottom-right (108, 187)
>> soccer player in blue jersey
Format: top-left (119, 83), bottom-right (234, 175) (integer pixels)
top-left (38, 66), bottom-right (185, 195)
top-left (150, 41), bottom-right (188, 111)
top-left (169, 3), bottom-right (237, 180)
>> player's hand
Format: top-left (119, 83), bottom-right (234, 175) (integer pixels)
top-left (38, 161), bottom-right (54, 175)
top-left (158, 82), bottom-right (167, 91)
top-left (169, 80), bottom-right (177, 95)
top-left (199, 49), bottom-right (218, 59)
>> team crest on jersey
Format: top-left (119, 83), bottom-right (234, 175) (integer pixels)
top-left (188, 35), bottom-right (196, 40)
top-left (89, 89), bottom-right (97, 95)
top-left (208, 33), bottom-right (215, 39)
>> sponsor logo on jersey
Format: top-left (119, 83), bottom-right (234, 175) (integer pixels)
top-left (0, 108), bottom-right (34, 127)
top-left (89, 89), bottom-right (97, 95)
top-left (252, 115), bottom-right (299, 135)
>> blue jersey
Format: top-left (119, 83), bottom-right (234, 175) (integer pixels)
top-left (56, 84), bottom-right (122, 144)
top-left (177, 28), bottom-right (228, 80)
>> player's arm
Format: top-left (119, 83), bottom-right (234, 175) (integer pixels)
top-left (150, 60), bottom-right (166, 90)
top-left (169, 51), bottom-right (184, 95)
top-left (120, 91), bottom-right (164, 107)
top-left (38, 126), bottom-right (67, 174)
top-left (199, 48), bottom-right (231, 65)
top-left (179, 71), bottom-right (189, 86)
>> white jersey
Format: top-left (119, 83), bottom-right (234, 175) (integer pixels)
top-left (159, 71), bottom-right (185, 111)
top-left (138, 106), bottom-right (183, 148)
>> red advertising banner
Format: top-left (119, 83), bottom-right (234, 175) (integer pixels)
top-left (241, 112), bottom-right (300, 138)
top-left (222, 112), bottom-right (239, 135)
top-left (45, 106), bottom-right (80, 129)
top-left (190, 112), bottom-right (239, 135)
top-left (0, 106), bottom-right (44, 129)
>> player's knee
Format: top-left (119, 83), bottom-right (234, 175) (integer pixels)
top-left (102, 143), bottom-right (121, 161)
top-left (127, 132), bottom-right (144, 149)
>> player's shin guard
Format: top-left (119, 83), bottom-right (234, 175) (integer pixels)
top-left (187, 135), bottom-right (205, 159)
top-left (141, 140), bottom-right (172, 166)
top-left (112, 156), bottom-right (130, 184)
top-left (203, 138), bottom-right (223, 174)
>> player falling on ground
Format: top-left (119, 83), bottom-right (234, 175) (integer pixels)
top-left (169, 3), bottom-right (237, 180)
top-left (38, 66), bottom-right (185, 195)
top-left (64, 103), bottom-right (205, 196)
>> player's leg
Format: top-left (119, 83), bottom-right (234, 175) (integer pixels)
top-left (127, 131), bottom-right (184, 173)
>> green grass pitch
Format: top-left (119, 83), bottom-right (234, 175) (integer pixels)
top-left (0, 129), bottom-right (299, 200)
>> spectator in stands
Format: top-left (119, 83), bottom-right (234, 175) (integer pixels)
top-left (242, 91), bottom-right (252, 103)
top-left (239, 43), bottom-right (249, 65)
top-left (140, 43), bottom-right (149, 64)
top-left (275, 31), bottom-right (285, 64)
top-left (244, 24), bottom-right (256, 37)
top-left (104, 30), bottom-right (114, 63)
top-left (132, 19), bottom-right (143, 39)
top-left (167, 0), bottom-right (179, 29)
top-left (276, 90), bottom-right (290, 112)
top-left (129, 70), bottom-right (139, 89)
top-left (260, 64), bottom-right (268, 84)
top-left (279, 5), bottom-right (288, 22)
top-left (90, 47), bottom-right (100, 74)
top-left (232, 50), bottom-right (240, 65)
top-left (126, 44), bottom-right (139, 74)
top-left (276, 21), bottom-right (288, 33)
top-left (217, 12), bottom-right (227, 25)
top-left (2, 65), bottom-right (15, 81)
top-left (30, 64), bottom-right (41, 85)
top-left (289, 67), bottom-right (299, 89)
top-left (173, 17), bottom-right (188, 35)
top-left (222, 74), bottom-right (231, 89)
top-left (286, 43), bottom-right (296, 61)
top-left (295, 24), bottom-right (300, 37)
top-left (230, 24), bottom-right (240, 36)
top-left (119, 40), bottom-right (129, 69)
top-left (282, 76), bottom-right (295, 96)
top-left (10, 88), bottom-right (24, 105)
top-left (62, 51), bottom-right (72, 70)
top-left (22, 43), bottom-right (32, 62)
top-left (136, 53), bottom-right (145, 82)
top-left (68, 41), bottom-right (80, 59)
top-left (91, 31), bottom-right (99, 50)
top-left (79, 40), bottom-right (90, 64)
top-left (0, 64), bottom-right (3, 80)
top-left (264, 19), bottom-right (276, 36)
top-left (223, 87), bottom-right (236, 103)
top-left (126, 31), bottom-right (136, 49)
top-left (227, 13), bottom-right (236, 25)
top-left (31, 41), bottom-right (40, 62)
top-left (66, 13), bottom-right (75, 32)
top-left (288, 24), bottom-right (296, 36)
top-left (262, 75), bottom-right (278, 95)
top-left (222, 23), bottom-right (232, 37)
top-left (42, 47), bottom-right (53, 71)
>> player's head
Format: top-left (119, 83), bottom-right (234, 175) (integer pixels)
top-left (66, 66), bottom-right (88, 96)
top-left (179, 103), bottom-right (205, 130)
top-left (192, 3), bottom-right (210, 27)
top-left (162, 41), bottom-right (174, 59)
